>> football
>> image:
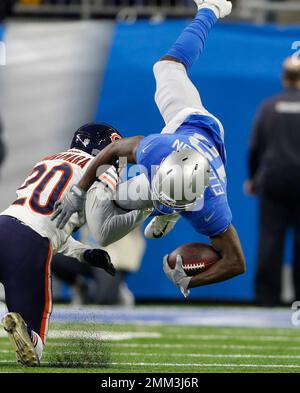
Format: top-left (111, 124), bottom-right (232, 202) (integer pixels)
top-left (167, 242), bottom-right (221, 276)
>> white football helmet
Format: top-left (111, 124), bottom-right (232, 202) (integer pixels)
top-left (151, 148), bottom-right (210, 212)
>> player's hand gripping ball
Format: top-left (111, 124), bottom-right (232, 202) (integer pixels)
top-left (163, 243), bottom-right (221, 297)
top-left (167, 243), bottom-right (221, 276)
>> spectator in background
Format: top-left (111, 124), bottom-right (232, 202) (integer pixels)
top-left (0, 119), bottom-right (5, 171)
top-left (0, 119), bottom-right (4, 301)
top-left (53, 227), bottom-right (146, 306)
top-left (267, 0), bottom-right (286, 23)
top-left (97, 226), bottom-right (146, 306)
top-left (245, 57), bottom-right (300, 307)
top-left (0, 0), bottom-right (15, 22)
top-left (0, 0), bottom-right (8, 301)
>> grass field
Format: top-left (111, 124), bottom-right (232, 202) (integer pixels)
top-left (1, 321), bottom-right (300, 373)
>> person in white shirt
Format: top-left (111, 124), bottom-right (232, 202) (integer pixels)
top-left (0, 122), bottom-right (136, 367)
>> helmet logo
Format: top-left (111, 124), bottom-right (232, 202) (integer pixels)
top-left (111, 132), bottom-right (122, 142)
top-left (76, 135), bottom-right (90, 147)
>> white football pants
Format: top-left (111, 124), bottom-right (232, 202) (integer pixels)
top-left (153, 60), bottom-right (224, 138)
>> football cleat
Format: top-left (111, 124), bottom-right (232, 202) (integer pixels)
top-left (2, 312), bottom-right (40, 367)
top-left (194, 0), bottom-right (232, 18)
top-left (144, 214), bottom-right (181, 239)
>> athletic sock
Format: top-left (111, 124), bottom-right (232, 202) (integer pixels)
top-left (31, 331), bottom-right (44, 361)
top-left (198, 4), bottom-right (220, 18)
top-left (166, 8), bottom-right (217, 69)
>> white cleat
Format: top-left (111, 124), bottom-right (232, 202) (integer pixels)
top-left (2, 312), bottom-right (40, 367)
top-left (144, 214), bottom-right (181, 239)
top-left (194, 0), bottom-right (232, 18)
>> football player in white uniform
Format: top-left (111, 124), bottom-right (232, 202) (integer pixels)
top-left (0, 123), bottom-right (137, 367)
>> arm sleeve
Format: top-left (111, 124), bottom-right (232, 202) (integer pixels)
top-left (57, 236), bottom-right (90, 262)
top-left (86, 184), bottom-right (151, 247)
top-left (248, 103), bottom-right (268, 180)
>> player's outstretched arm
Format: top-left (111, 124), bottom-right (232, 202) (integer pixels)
top-left (52, 136), bottom-right (143, 229)
top-left (57, 237), bottom-right (116, 276)
top-left (78, 136), bottom-right (143, 192)
top-left (163, 225), bottom-right (245, 297)
top-left (189, 225), bottom-right (246, 288)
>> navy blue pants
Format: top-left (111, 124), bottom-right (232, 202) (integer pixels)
top-left (0, 215), bottom-right (52, 343)
top-left (255, 193), bottom-right (300, 306)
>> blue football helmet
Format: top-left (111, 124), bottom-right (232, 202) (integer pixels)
top-left (70, 123), bottom-right (122, 156)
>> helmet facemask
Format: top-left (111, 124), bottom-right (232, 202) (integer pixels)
top-left (151, 148), bottom-right (210, 213)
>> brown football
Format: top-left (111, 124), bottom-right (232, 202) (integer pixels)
top-left (167, 242), bottom-right (221, 277)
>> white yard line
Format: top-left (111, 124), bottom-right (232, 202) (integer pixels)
top-left (160, 326), bottom-right (296, 334)
top-left (0, 359), bottom-right (299, 369)
top-left (0, 330), bottom-right (161, 341)
top-left (111, 362), bottom-right (300, 368)
top-left (111, 352), bottom-right (300, 359)
top-left (0, 330), bottom-right (300, 351)
top-left (2, 349), bottom-right (300, 359)
top-left (174, 334), bottom-right (300, 342)
top-left (109, 343), bottom-right (300, 351)
top-left (1, 330), bottom-right (297, 342)
top-left (2, 340), bottom-right (300, 351)
top-left (3, 349), bottom-right (299, 359)
top-left (44, 343), bottom-right (300, 351)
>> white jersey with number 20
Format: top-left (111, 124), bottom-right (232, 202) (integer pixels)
top-left (0, 148), bottom-right (93, 255)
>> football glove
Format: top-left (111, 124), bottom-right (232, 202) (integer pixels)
top-left (51, 185), bottom-right (86, 229)
top-left (163, 255), bottom-right (191, 298)
top-left (84, 249), bottom-right (116, 276)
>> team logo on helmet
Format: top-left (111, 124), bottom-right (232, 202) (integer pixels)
top-left (71, 123), bottom-right (122, 156)
top-left (76, 135), bottom-right (90, 148)
top-left (111, 132), bottom-right (122, 142)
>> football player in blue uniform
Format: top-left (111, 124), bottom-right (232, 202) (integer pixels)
top-left (53, 0), bottom-right (246, 297)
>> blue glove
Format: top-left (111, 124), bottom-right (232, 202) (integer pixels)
top-left (84, 249), bottom-right (116, 276)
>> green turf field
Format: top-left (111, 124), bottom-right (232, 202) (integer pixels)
top-left (0, 322), bottom-right (300, 373)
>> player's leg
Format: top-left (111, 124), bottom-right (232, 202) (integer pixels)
top-left (0, 216), bottom-right (52, 366)
top-left (85, 181), bottom-right (151, 247)
top-left (2, 312), bottom-right (44, 366)
top-left (154, 1), bottom-right (232, 133)
top-left (147, 2), bottom-right (231, 238)
top-left (144, 213), bottom-right (181, 239)
top-left (255, 195), bottom-right (288, 307)
top-left (52, 254), bottom-right (93, 305)
top-left (52, 253), bottom-right (93, 287)
top-left (292, 203), bottom-right (300, 301)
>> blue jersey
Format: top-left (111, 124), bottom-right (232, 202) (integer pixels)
top-left (136, 114), bottom-right (232, 237)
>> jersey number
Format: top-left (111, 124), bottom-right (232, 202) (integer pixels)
top-left (13, 163), bottom-right (73, 215)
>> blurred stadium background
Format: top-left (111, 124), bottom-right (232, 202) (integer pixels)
top-left (0, 0), bottom-right (300, 305)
